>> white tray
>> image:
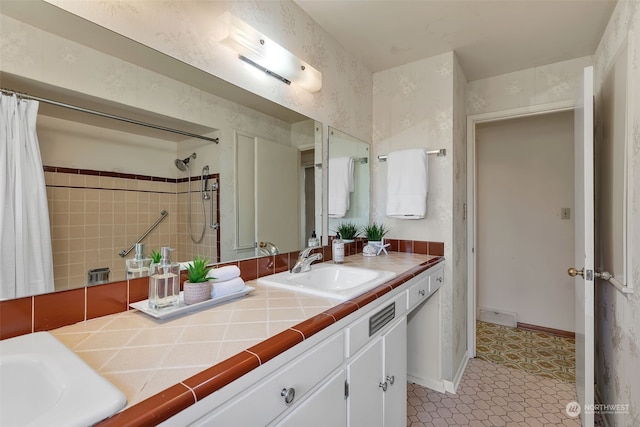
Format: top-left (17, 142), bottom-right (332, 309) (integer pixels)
top-left (130, 286), bottom-right (254, 320)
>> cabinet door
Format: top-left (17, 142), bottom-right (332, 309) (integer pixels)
top-left (383, 317), bottom-right (407, 427)
top-left (347, 338), bottom-right (384, 427)
top-left (274, 369), bottom-right (346, 427)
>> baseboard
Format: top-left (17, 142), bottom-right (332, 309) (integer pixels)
top-left (595, 383), bottom-right (612, 427)
top-left (407, 374), bottom-right (446, 393)
top-left (516, 322), bottom-right (575, 339)
top-left (443, 351), bottom-right (469, 394)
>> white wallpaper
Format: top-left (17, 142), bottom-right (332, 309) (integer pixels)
top-left (467, 56), bottom-right (593, 115)
top-left (593, 1), bottom-right (640, 426)
top-left (43, 0), bottom-right (373, 143)
top-left (372, 51), bottom-right (467, 381)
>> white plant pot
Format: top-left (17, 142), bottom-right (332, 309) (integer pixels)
top-left (183, 281), bottom-right (212, 305)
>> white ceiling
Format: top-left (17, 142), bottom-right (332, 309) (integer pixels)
top-left (295, 0), bottom-right (617, 81)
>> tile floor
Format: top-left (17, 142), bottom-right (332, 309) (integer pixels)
top-left (407, 358), bottom-right (581, 426)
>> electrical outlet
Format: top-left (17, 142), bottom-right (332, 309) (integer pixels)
top-left (561, 208), bottom-right (571, 219)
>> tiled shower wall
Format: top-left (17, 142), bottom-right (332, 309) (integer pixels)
top-left (45, 167), bottom-right (219, 291)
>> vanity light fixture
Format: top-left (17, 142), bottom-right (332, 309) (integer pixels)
top-left (219, 12), bottom-right (322, 92)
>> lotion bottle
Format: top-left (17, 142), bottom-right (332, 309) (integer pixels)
top-left (148, 247), bottom-right (180, 310)
top-left (333, 232), bottom-right (344, 264)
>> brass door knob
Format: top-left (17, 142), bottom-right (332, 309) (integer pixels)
top-left (568, 267), bottom-right (584, 277)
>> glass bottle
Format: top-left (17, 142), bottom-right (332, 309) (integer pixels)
top-left (148, 247), bottom-right (180, 309)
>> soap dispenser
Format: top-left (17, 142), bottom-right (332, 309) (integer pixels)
top-left (126, 243), bottom-right (152, 279)
top-left (332, 232), bottom-right (344, 264)
top-left (308, 230), bottom-right (319, 247)
top-left (148, 247), bottom-right (180, 310)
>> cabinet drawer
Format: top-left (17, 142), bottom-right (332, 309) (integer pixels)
top-left (199, 332), bottom-right (344, 426)
top-left (407, 274), bottom-right (429, 312)
top-left (429, 266), bottom-right (444, 293)
top-left (346, 292), bottom-right (406, 357)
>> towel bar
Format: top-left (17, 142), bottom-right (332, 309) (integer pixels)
top-left (378, 148), bottom-right (446, 161)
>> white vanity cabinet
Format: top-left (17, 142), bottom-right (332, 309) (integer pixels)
top-left (273, 369), bottom-right (346, 427)
top-left (164, 261), bottom-right (444, 427)
top-left (190, 332), bottom-right (344, 427)
top-left (346, 293), bottom-right (407, 427)
top-left (407, 263), bottom-right (444, 392)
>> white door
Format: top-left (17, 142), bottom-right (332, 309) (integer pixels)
top-left (571, 65), bottom-right (594, 426)
top-left (347, 337), bottom-right (384, 427)
top-left (256, 138), bottom-right (300, 254)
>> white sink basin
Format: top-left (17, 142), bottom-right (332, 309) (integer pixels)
top-left (0, 331), bottom-right (126, 427)
top-left (257, 263), bottom-right (397, 300)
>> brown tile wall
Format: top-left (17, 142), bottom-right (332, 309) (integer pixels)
top-left (0, 239), bottom-right (443, 341)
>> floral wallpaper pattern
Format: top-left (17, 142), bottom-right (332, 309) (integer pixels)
top-left (372, 52), bottom-right (467, 382)
top-left (593, 1), bottom-right (640, 426)
top-left (44, 0), bottom-right (373, 143)
top-left (466, 55), bottom-right (593, 115)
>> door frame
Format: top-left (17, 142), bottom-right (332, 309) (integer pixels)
top-left (466, 100), bottom-right (575, 357)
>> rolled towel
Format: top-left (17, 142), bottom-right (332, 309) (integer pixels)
top-left (207, 265), bottom-right (241, 282)
top-left (211, 277), bottom-right (245, 298)
top-left (179, 261), bottom-right (193, 271)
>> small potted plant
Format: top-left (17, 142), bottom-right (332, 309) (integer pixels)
top-left (184, 255), bottom-right (213, 305)
top-left (334, 222), bottom-right (360, 242)
top-left (363, 222), bottom-right (389, 244)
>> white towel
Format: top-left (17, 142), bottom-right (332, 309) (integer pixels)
top-left (207, 265), bottom-right (241, 282)
top-left (328, 157), bottom-right (354, 218)
top-left (211, 277), bottom-right (245, 298)
top-left (385, 149), bottom-right (428, 219)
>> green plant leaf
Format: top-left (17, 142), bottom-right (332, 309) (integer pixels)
top-left (150, 249), bottom-right (162, 264)
top-left (334, 222), bottom-right (360, 240)
top-left (363, 222), bottom-right (389, 241)
top-left (186, 255), bottom-right (213, 283)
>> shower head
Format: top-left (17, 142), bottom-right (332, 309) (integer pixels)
top-left (175, 153), bottom-right (196, 171)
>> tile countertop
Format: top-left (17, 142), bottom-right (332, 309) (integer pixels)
top-left (51, 252), bottom-right (443, 426)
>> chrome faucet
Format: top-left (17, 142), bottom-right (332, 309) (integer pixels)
top-left (290, 247), bottom-right (323, 273)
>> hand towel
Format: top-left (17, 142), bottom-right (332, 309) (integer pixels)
top-left (207, 265), bottom-right (241, 282)
top-left (328, 157), bottom-right (354, 218)
top-left (211, 277), bottom-right (245, 298)
top-left (385, 148), bottom-right (428, 219)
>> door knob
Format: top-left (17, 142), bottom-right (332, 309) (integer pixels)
top-left (567, 267), bottom-right (584, 277)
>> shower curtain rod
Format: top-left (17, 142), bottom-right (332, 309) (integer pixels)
top-left (1, 88), bottom-right (220, 144)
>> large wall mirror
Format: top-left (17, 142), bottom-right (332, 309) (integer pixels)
top-left (327, 127), bottom-right (370, 237)
top-left (0, 2), bottom-right (323, 298)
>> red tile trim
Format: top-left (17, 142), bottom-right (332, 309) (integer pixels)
top-left (290, 313), bottom-right (335, 340)
top-left (97, 383), bottom-right (195, 427)
top-left (44, 165), bottom-right (220, 185)
top-left (247, 328), bottom-right (304, 364)
top-left (0, 297), bottom-right (32, 340)
top-left (182, 351), bottom-right (260, 401)
top-left (128, 277), bottom-right (149, 304)
top-left (323, 301), bottom-right (359, 322)
top-left (87, 281), bottom-right (127, 319)
top-left (257, 255), bottom-right (275, 277)
top-left (34, 288), bottom-right (85, 331)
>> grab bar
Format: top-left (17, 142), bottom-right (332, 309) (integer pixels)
top-left (210, 181), bottom-right (219, 229)
top-left (118, 210), bottom-right (168, 257)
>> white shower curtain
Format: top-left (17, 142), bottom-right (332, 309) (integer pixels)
top-left (0, 94), bottom-right (54, 299)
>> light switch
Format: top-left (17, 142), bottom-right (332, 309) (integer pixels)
top-left (561, 208), bottom-right (570, 219)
